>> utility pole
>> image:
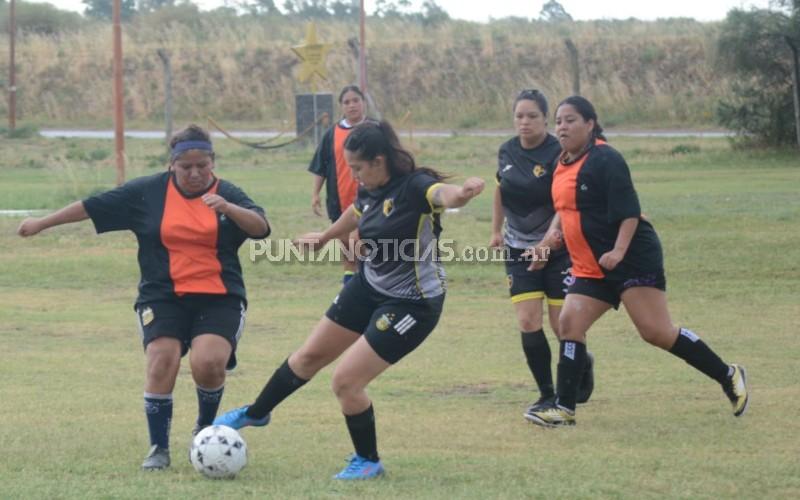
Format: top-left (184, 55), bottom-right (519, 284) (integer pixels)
top-left (359, 0), bottom-right (367, 94)
top-left (8, 0), bottom-right (17, 132)
top-left (113, 0), bottom-right (125, 185)
top-left (787, 36), bottom-right (800, 149)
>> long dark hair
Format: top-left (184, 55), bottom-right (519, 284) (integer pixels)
top-left (557, 95), bottom-right (606, 141)
top-left (344, 120), bottom-right (445, 180)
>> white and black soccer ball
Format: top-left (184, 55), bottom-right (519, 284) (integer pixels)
top-left (190, 425), bottom-right (247, 479)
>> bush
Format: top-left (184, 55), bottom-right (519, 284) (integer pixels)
top-left (670, 144), bottom-right (701, 155)
top-left (715, 7), bottom-right (799, 146)
top-left (0, 1), bottom-right (86, 35)
top-left (1, 124), bottom-right (39, 139)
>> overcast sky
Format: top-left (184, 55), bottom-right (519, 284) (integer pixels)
top-left (31, 0), bottom-right (776, 22)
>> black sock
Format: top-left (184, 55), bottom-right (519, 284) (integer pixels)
top-left (669, 328), bottom-right (730, 384)
top-left (144, 393), bottom-right (172, 449)
top-left (521, 330), bottom-right (555, 399)
top-left (246, 359), bottom-right (308, 419)
top-left (345, 404), bottom-right (379, 462)
top-left (555, 341), bottom-right (586, 411)
top-left (196, 384), bottom-right (224, 427)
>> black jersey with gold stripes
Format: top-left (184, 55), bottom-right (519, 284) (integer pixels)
top-left (353, 170), bottom-right (445, 300)
top-left (496, 134), bottom-right (562, 250)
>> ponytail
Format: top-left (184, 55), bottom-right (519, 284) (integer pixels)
top-left (345, 120), bottom-right (447, 181)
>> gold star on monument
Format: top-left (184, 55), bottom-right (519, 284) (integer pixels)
top-left (291, 23), bottom-right (331, 84)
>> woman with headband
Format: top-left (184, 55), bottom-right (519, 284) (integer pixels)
top-left (17, 124), bottom-right (271, 470)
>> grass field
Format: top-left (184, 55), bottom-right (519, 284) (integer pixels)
top-left (1, 135), bottom-right (799, 499)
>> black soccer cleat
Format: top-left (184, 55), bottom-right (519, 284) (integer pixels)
top-left (523, 394), bottom-right (556, 421)
top-left (141, 444), bottom-right (170, 471)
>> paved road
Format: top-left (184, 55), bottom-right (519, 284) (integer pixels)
top-left (39, 129), bottom-right (732, 140)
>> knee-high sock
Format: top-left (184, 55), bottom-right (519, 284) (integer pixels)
top-left (555, 341), bottom-right (586, 411)
top-left (196, 384), bottom-right (224, 427)
top-left (344, 404), bottom-right (379, 462)
top-left (144, 393), bottom-right (172, 449)
top-left (246, 359), bottom-right (308, 419)
top-left (521, 329), bottom-right (555, 399)
top-left (669, 328), bottom-right (730, 384)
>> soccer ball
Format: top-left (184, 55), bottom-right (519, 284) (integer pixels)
top-left (190, 425), bottom-right (248, 479)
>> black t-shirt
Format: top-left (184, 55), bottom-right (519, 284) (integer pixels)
top-left (496, 134), bottom-right (563, 251)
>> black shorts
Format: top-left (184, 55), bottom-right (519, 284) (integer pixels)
top-left (505, 247), bottom-right (572, 306)
top-left (135, 294), bottom-right (246, 370)
top-left (567, 271), bottom-right (666, 309)
top-left (325, 275), bottom-right (445, 364)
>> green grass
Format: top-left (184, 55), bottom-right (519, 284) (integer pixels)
top-left (1, 136), bottom-right (799, 498)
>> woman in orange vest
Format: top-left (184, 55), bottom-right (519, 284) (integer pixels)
top-left (308, 85), bottom-right (371, 284)
top-left (524, 96), bottom-right (748, 427)
top-left (489, 89), bottom-right (594, 422)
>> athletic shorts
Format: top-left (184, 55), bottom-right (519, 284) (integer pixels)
top-left (325, 274), bottom-right (445, 364)
top-left (135, 294), bottom-right (246, 370)
top-left (567, 271), bottom-right (666, 309)
top-left (505, 247), bottom-right (572, 306)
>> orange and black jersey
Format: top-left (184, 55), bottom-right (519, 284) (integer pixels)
top-left (83, 171), bottom-right (269, 305)
top-left (496, 134), bottom-right (563, 252)
top-left (308, 120), bottom-right (364, 221)
top-left (552, 140), bottom-right (662, 280)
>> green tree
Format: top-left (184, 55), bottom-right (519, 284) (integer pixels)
top-left (137, 0), bottom-right (175, 14)
top-left (82, 0), bottom-right (136, 20)
top-left (539, 0), bottom-right (572, 22)
top-left (0, 1), bottom-right (85, 34)
top-left (238, 0), bottom-right (281, 16)
top-left (419, 0), bottom-right (448, 26)
top-left (375, 0), bottom-right (411, 18)
top-left (716, 3), bottom-right (800, 146)
top-left (329, 0), bottom-right (354, 17)
top-left (282, 0), bottom-right (331, 17)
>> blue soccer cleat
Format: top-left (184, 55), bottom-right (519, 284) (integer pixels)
top-left (212, 405), bottom-right (270, 430)
top-left (334, 454), bottom-right (385, 480)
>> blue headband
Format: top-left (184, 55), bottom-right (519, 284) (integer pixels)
top-left (170, 140), bottom-right (213, 160)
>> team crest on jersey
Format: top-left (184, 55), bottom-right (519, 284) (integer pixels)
top-left (507, 274), bottom-right (513, 289)
top-left (140, 307), bottom-right (154, 326)
top-left (383, 198), bottom-right (395, 216)
top-left (532, 164), bottom-right (545, 178)
top-left (376, 313), bottom-right (396, 331)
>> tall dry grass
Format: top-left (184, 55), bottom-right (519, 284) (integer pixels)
top-left (0, 14), bottom-right (727, 128)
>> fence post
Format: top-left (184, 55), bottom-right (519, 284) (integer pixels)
top-left (564, 38), bottom-right (580, 95)
top-left (157, 49), bottom-right (173, 148)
